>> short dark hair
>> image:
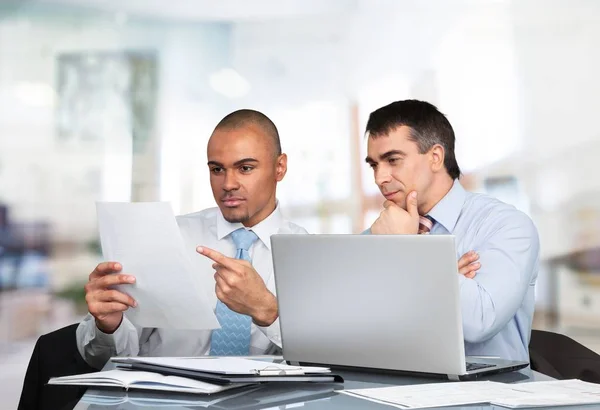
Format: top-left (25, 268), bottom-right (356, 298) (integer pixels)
top-left (214, 109), bottom-right (282, 157)
top-left (365, 100), bottom-right (461, 179)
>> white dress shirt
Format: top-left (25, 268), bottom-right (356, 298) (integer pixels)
top-left (76, 204), bottom-right (306, 369)
top-left (365, 180), bottom-right (539, 361)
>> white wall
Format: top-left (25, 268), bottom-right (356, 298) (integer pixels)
top-left (0, 6), bottom-right (232, 241)
top-left (484, 0), bottom-right (600, 259)
top-left (2, 0), bottom-right (600, 254)
top-left (230, 0), bottom-right (600, 257)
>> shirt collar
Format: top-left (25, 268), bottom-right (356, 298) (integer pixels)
top-left (216, 202), bottom-right (283, 250)
top-left (426, 179), bottom-right (467, 233)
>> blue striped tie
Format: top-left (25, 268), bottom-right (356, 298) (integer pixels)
top-left (209, 228), bottom-right (258, 356)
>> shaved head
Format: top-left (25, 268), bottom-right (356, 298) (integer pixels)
top-left (207, 109), bottom-right (287, 227)
top-left (213, 109), bottom-right (281, 158)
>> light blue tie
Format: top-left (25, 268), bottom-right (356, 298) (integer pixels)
top-left (210, 228), bottom-right (258, 356)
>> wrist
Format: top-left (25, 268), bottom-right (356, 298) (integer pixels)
top-left (252, 292), bottom-right (278, 326)
top-left (95, 314), bottom-right (123, 334)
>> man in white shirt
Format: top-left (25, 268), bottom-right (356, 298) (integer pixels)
top-left (77, 109), bottom-right (306, 369)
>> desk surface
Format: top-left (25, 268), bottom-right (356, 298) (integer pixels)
top-left (69, 359), bottom-right (592, 410)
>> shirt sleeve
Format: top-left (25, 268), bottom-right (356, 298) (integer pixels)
top-left (458, 211), bottom-right (540, 344)
top-left (76, 313), bottom-right (141, 369)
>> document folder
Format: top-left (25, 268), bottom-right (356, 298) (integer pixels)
top-left (111, 357), bottom-right (344, 385)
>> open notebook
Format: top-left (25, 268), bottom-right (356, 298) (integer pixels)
top-left (48, 369), bottom-right (252, 395)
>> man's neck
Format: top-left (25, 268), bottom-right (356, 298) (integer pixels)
top-left (419, 175), bottom-right (455, 215)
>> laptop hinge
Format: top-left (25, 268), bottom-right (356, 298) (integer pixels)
top-left (447, 374), bottom-right (460, 381)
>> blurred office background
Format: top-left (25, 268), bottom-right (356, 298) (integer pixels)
top-left (1, 0), bottom-right (600, 407)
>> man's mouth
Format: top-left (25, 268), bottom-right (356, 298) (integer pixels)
top-left (383, 190), bottom-right (401, 200)
top-left (222, 197), bottom-right (245, 207)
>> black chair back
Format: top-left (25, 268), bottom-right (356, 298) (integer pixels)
top-left (18, 323), bottom-right (98, 410)
top-left (529, 329), bottom-right (600, 383)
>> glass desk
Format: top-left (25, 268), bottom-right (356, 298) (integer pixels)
top-left (67, 358), bottom-right (591, 410)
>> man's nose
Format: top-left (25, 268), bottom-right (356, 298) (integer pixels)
top-left (223, 171), bottom-right (240, 191)
top-left (374, 166), bottom-right (392, 186)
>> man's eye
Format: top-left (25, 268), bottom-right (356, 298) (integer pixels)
top-left (211, 167), bottom-right (223, 174)
top-left (368, 163), bottom-right (377, 169)
top-left (389, 157), bottom-right (400, 165)
top-left (240, 166), bottom-right (254, 172)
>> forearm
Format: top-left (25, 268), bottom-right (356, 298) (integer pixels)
top-left (252, 291), bottom-right (278, 327)
top-left (458, 276), bottom-right (503, 343)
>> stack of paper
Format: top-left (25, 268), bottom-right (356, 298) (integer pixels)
top-left (111, 356), bottom-right (343, 384)
top-left (51, 357), bottom-right (342, 396)
top-left (342, 379), bottom-right (600, 409)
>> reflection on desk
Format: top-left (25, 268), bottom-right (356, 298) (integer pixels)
top-left (79, 383), bottom-right (335, 409)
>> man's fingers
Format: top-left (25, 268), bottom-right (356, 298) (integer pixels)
top-left (383, 200), bottom-right (395, 209)
top-left (215, 284), bottom-right (227, 304)
top-left (465, 271), bottom-right (477, 279)
top-left (197, 246), bottom-right (237, 268)
top-left (214, 274), bottom-right (231, 294)
top-left (89, 262), bottom-right (122, 280)
top-left (92, 302), bottom-right (130, 315)
top-left (459, 262), bottom-right (480, 276)
top-left (97, 289), bottom-right (137, 307)
top-left (94, 274), bottom-right (136, 289)
top-left (214, 268), bottom-right (239, 288)
top-left (458, 251), bottom-right (479, 269)
top-left (406, 191), bottom-right (419, 219)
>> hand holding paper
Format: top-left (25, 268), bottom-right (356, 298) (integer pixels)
top-left (95, 202), bottom-right (219, 330)
top-left (85, 261), bottom-right (137, 333)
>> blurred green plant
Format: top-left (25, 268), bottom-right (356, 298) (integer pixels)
top-left (54, 281), bottom-right (88, 314)
top-left (86, 239), bottom-right (102, 255)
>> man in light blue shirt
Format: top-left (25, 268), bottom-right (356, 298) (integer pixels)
top-left (364, 100), bottom-right (539, 362)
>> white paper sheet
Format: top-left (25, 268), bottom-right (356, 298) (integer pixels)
top-left (96, 202), bottom-right (219, 330)
top-left (342, 382), bottom-right (506, 409)
top-left (342, 379), bottom-right (600, 409)
top-left (492, 379), bottom-right (600, 408)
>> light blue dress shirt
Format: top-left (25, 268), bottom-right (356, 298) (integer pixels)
top-left (368, 180), bottom-right (539, 361)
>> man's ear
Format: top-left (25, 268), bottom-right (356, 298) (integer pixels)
top-left (275, 153), bottom-right (287, 182)
top-left (429, 144), bottom-right (445, 173)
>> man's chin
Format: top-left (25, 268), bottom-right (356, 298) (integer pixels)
top-left (383, 193), bottom-right (407, 209)
top-left (221, 208), bottom-right (250, 224)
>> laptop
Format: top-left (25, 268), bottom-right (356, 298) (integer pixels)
top-left (271, 234), bottom-right (529, 381)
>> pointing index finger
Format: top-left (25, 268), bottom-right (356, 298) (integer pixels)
top-left (197, 246), bottom-right (236, 268)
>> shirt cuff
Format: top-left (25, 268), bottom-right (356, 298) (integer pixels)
top-left (256, 317), bottom-right (282, 348)
top-left (94, 317), bottom-right (134, 354)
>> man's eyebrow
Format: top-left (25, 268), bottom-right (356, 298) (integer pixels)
top-left (233, 158), bottom-right (259, 166)
top-left (379, 150), bottom-right (406, 160)
top-left (365, 150), bottom-right (406, 163)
